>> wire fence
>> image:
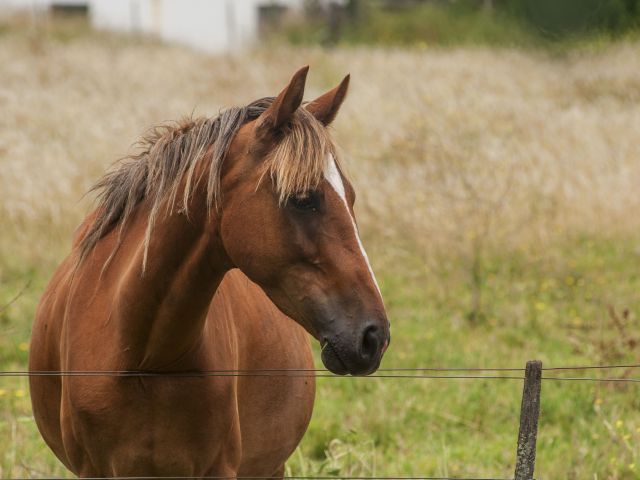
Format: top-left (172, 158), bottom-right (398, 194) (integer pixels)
top-left (0, 364), bottom-right (639, 382)
top-left (2, 362), bottom-right (636, 480)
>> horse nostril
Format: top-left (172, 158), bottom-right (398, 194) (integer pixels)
top-left (360, 325), bottom-right (380, 360)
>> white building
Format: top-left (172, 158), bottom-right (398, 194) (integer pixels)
top-left (0, 0), bottom-right (308, 54)
top-left (89, 0), bottom-right (308, 54)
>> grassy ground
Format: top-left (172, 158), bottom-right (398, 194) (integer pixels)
top-left (277, 0), bottom-right (640, 52)
top-left (1, 16), bottom-right (640, 479)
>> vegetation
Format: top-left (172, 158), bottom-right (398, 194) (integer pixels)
top-left (1, 17), bottom-right (640, 479)
top-left (277, 0), bottom-right (640, 50)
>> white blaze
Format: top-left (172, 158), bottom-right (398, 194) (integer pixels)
top-left (324, 155), bottom-right (382, 299)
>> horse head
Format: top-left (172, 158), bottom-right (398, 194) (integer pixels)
top-left (218, 67), bottom-right (390, 375)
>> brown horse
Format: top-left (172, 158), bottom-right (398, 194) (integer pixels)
top-left (29, 66), bottom-right (390, 478)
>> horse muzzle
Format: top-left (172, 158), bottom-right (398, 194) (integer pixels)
top-left (321, 323), bottom-right (389, 376)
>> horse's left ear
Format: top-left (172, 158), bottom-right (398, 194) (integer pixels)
top-left (306, 74), bottom-right (350, 126)
top-left (255, 65), bottom-right (309, 135)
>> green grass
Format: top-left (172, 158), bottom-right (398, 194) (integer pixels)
top-left (342, 3), bottom-right (538, 48)
top-left (277, 1), bottom-right (640, 54)
top-left (286, 235), bottom-right (640, 479)
top-left (280, 2), bottom-right (539, 49)
top-left (2, 235), bottom-right (639, 478)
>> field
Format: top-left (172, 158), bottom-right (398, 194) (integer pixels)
top-left (1, 17), bottom-right (640, 479)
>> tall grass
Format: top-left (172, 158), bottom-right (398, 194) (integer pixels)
top-left (1, 17), bottom-right (640, 479)
top-left (2, 19), bottom-right (640, 264)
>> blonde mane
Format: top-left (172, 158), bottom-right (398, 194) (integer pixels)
top-left (77, 97), bottom-right (339, 266)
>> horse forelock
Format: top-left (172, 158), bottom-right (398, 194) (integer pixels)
top-left (261, 105), bottom-right (339, 205)
top-left (76, 97), bottom-right (341, 267)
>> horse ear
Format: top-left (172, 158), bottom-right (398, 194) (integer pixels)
top-left (306, 74), bottom-right (350, 126)
top-left (255, 65), bottom-right (309, 135)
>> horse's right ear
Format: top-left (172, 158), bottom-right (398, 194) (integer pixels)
top-left (255, 66), bottom-right (309, 138)
top-left (306, 73), bottom-right (350, 126)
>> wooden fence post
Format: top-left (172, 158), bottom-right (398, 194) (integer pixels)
top-left (514, 360), bottom-right (542, 480)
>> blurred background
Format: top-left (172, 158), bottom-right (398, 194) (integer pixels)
top-left (1, 0), bottom-right (639, 478)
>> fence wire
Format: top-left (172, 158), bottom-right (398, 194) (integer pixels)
top-left (6, 476), bottom-right (519, 480)
top-left (1, 364), bottom-right (618, 480)
top-left (0, 364), bottom-right (638, 382)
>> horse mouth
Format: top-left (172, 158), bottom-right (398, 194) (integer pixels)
top-left (320, 340), bottom-right (350, 375)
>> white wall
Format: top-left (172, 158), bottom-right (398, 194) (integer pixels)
top-left (89, 0), bottom-right (144, 32)
top-left (0, 0), bottom-right (46, 16)
top-left (89, 0), bottom-right (299, 54)
top-left (157, 0), bottom-right (251, 53)
top-left (0, 0), bottom-right (303, 53)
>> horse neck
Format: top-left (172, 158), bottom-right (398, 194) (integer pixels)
top-left (106, 193), bottom-right (232, 371)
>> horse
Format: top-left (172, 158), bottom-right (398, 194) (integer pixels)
top-left (29, 66), bottom-right (390, 478)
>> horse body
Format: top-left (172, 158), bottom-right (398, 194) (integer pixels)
top-left (31, 206), bottom-right (314, 477)
top-left (29, 67), bottom-right (389, 478)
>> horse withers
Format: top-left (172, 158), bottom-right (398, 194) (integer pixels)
top-left (29, 66), bottom-right (390, 478)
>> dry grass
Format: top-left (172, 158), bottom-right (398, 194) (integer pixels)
top-left (1, 21), bottom-right (639, 271)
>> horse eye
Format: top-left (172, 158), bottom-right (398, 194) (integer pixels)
top-left (288, 192), bottom-right (318, 212)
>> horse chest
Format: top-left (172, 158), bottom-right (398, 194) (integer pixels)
top-left (61, 375), bottom-right (242, 475)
